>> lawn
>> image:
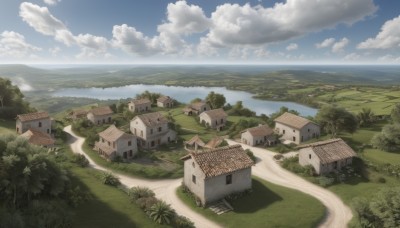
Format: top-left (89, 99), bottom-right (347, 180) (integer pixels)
top-left (177, 177), bottom-right (325, 228)
top-left (0, 119), bottom-right (15, 135)
top-left (69, 166), bottom-right (169, 228)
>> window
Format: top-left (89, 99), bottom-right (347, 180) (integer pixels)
top-left (283, 130), bottom-right (285, 134)
top-left (226, 174), bottom-right (232, 185)
top-left (192, 162), bottom-right (195, 168)
top-left (192, 175), bottom-right (196, 184)
top-left (309, 154), bottom-right (312, 159)
top-left (221, 119), bottom-right (224, 124)
top-left (140, 130), bottom-right (143, 137)
top-left (293, 129), bottom-right (295, 133)
top-left (308, 129), bottom-right (310, 132)
top-left (47, 129), bottom-right (50, 134)
top-left (113, 142), bottom-right (115, 148)
top-left (108, 142), bottom-right (111, 146)
top-left (293, 136), bottom-right (296, 141)
top-left (150, 129), bottom-right (153, 134)
top-left (128, 141), bottom-right (132, 146)
top-left (38, 122), bottom-right (42, 127)
top-left (158, 127), bottom-right (162, 132)
top-left (129, 150), bottom-right (133, 157)
top-left (102, 138), bottom-right (105, 143)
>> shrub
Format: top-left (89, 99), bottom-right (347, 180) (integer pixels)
top-left (316, 176), bottom-right (335, 187)
top-left (101, 172), bottom-right (120, 186)
top-left (245, 149), bottom-right (256, 162)
top-left (66, 186), bottom-right (91, 207)
top-left (173, 215), bottom-right (195, 228)
top-left (128, 186), bottom-right (155, 201)
top-left (136, 197), bottom-right (159, 211)
top-left (273, 154), bottom-right (284, 160)
top-left (71, 154), bottom-right (89, 167)
top-left (147, 201), bottom-right (175, 225)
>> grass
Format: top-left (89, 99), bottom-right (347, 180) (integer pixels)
top-left (0, 119), bottom-right (15, 135)
top-left (363, 148), bottom-right (400, 165)
top-left (177, 177), bottom-right (325, 228)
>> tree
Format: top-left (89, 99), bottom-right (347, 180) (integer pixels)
top-left (190, 98), bottom-right (202, 103)
top-left (205, 91), bottom-right (226, 109)
top-left (391, 103), bottom-right (400, 124)
top-left (371, 124), bottom-right (400, 152)
top-left (268, 106), bottom-right (299, 126)
top-left (316, 105), bottom-right (358, 137)
top-left (0, 78), bottom-right (35, 119)
top-left (357, 108), bottom-right (376, 127)
top-left (136, 90), bottom-right (161, 104)
top-left (147, 201), bottom-right (175, 224)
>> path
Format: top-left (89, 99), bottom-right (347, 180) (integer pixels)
top-left (226, 139), bottom-right (353, 228)
top-left (64, 125), bottom-right (221, 228)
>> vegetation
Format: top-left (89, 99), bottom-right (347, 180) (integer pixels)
top-left (371, 124), bottom-right (400, 152)
top-left (147, 201), bottom-right (176, 225)
top-left (0, 77), bottom-right (35, 119)
top-left (136, 90), bottom-right (161, 104)
top-left (356, 108), bottom-right (376, 127)
top-left (205, 91), bottom-right (226, 109)
top-left (101, 172), bottom-right (121, 186)
top-left (226, 101), bottom-right (256, 117)
top-left (71, 153), bottom-right (89, 167)
top-left (316, 104), bottom-right (358, 137)
top-left (245, 149), bottom-right (256, 162)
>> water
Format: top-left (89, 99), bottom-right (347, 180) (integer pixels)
top-left (53, 84), bottom-right (317, 116)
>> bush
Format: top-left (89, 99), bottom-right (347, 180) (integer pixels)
top-left (173, 215), bottom-right (195, 228)
top-left (136, 197), bottom-right (159, 211)
top-left (66, 186), bottom-right (91, 207)
top-left (71, 154), bottom-right (89, 167)
top-left (128, 186), bottom-right (155, 201)
top-left (147, 201), bottom-right (175, 225)
top-left (101, 172), bottom-right (120, 186)
top-left (316, 176), bottom-right (335, 187)
top-left (245, 149), bottom-right (256, 162)
top-left (273, 154), bottom-right (284, 160)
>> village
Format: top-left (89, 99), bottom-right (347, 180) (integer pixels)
top-left (11, 91), bottom-right (361, 227)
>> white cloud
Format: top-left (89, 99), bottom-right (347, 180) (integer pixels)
top-left (315, 38), bottom-right (335, 48)
top-left (0, 31), bottom-right (41, 58)
top-left (49, 46), bottom-right (61, 56)
top-left (358, 15), bottom-right (400, 49)
top-left (343, 53), bottom-right (361, 61)
top-left (204, 0), bottom-right (377, 47)
top-left (332, 38), bottom-right (349, 53)
top-left (377, 55), bottom-right (400, 63)
top-left (254, 48), bottom-right (270, 58)
top-left (228, 46), bottom-right (250, 60)
top-left (286, 43), bottom-right (298, 51)
top-left (43, 0), bottom-right (61, 6)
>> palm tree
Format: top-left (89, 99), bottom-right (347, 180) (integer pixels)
top-left (147, 201), bottom-right (175, 224)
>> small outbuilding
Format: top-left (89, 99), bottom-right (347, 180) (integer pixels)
top-left (87, 106), bottom-right (114, 125)
top-left (298, 138), bottom-right (357, 175)
top-left (128, 98), bottom-right (152, 113)
top-left (181, 145), bottom-right (254, 206)
top-left (20, 129), bottom-right (55, 148)
top-left (183, 101), bottom-right (211, 116)
top-left (184, 135), bottom-right (206, 152)
top-left (199, 108), bottom-right (228, 131)
top-left (241, 124), bottom-right (277, 147)
top-left (274, 112), bottom-right (320, 144)
top-left (157, 96), bottom-right (175, 108)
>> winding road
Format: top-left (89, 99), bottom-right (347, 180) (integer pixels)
top-left (64, 125), bottom-right (352, 228)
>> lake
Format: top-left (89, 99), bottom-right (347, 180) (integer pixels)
top-left (53, 84), bottom-right (317, 116)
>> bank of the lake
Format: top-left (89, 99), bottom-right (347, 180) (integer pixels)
top-left (53, 84), bottom-right (317, 116)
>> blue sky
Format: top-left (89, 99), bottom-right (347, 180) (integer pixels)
top-left (0, 0), bottom-right (399, 64)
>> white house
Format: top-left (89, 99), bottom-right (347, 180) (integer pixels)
top-left (157, 96), bottom-right (174, 108)
top-left (16, 111), bottom-right (52, 135)
top-left (87, 106), bottom-right (114, 125)
top-left (274, 112), bottom-right (320, 144)
top-left (183, 101), bottom-right (211, 116)
top-left (181, 145), bottom-right (254, 206)
top-left (94, 125), bottom-right (138, 160)
top-left (130, 112), bottom-right (176, 149)
top-left (298, 138), bottom-right (357, 175)
top-left (128, 98), bottom-right (152, 113)
top-left (199, 108), bottom-right (227, 131)
top-left (241, 124), bottom-right (277, 146)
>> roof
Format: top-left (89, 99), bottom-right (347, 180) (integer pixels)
top-left (17, 112), bottom-right (49, 122)
top-left (89, 106), bottom-right (113, 116)
top-left (201, 108), bottom-right (227, 119)
top-left (130, 98), bottom-right (151, 105)
top-left (157, 96), bottom-right (173, 103)
top-left (98, 125), bottom-right (134, 142)
top-left (185, 135), bottom-right (205, 147)
top-left (298, 138), bottom-right (357, 164)
top-left (94, 141), bottom-right (115, 156)
top-left (135, 112), bottom-right (168, 127)
top-left (71, 110), bottom-right (88, 116)
top-left (204, 136), bottom-right (224, 149)
top-left (245, 124), bottom-right (274, 137)
top-left (181, 145), bottom-right (254, 178)
top-left (20, 129), bottom-right (54, 146)
top-left (274, 112), bottom-right (317, 129)
top-left (191, 101), bottom-right (208, 110)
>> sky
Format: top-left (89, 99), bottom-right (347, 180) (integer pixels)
top-left (0, 0), bottom-right (399, 64)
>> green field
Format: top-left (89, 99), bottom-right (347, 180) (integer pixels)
top-left (0, 119), bottom-right (15, 135)
top-left (177, 177), bottom-right (325, 228)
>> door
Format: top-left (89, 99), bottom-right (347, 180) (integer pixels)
top-left (123, 152), bottom-right (127, 159)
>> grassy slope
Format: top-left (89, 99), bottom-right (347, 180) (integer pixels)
top-left (0, 119), bottom-right (15, 135)
top-left (177, 177), bottom-right (325, 228)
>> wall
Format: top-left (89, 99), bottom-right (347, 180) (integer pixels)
top-left (116, 135), bottom-right (138, 159)
top-left (87, 113), bottom-right (112, 125)
top-left (183, 159), bottom-right (205, 203)
top-left (16, 118), bottom-right (52, 135)
top-left (299, 123), bottom-right (320, 143)
top-left (299, 147), bottom-right (321, 174)
top-left (275, 122), bottom-right (301, 144)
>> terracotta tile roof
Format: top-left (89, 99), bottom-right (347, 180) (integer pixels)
top-left (298, 138), bottom-right (357, 164)
top-left (98, 125), bottom-right (134, 142)
top-left (191, 101), bottom-right (208, 110)
top-left (204, 136), bottom-right (224, 149)
top-left (181, 145), bottom-right (254, 178)
top-left (89, 106), bottom-right (113, 116)
top-left (274, 112), bottom-right (317, 129)
top-left (185, 135), bottom-right (205, 147)
top-left (157, 96), bottom-right (173, 103)
top-left (94, 141), bottom-right (115, 156)
top-left (71, 110), bottom-right (88, 117)
top-left (17, 112), bottom-right (49, 122)
top-left (201, 108), bottom-right (227, 119)
top-left (20, 129), bottom-right (54, 146)
top-left (245, 124), bottom-right (274, 137)
top-left (130, 98), bottom-right (151, 105)
top-left (135, 112), bottom-right (168, 127)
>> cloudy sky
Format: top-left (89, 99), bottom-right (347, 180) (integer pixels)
top-left (0, 0), bottom-right (399, 64)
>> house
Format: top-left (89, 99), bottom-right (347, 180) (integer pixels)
top-left (274, 112), bottom-right (320, 144)
top-left (94, 125), bottom-right (138, 160)
top-left (298, 138), bottom-right (357, 175)
top-left (183, 101), bottom-right (210, 116)
top-left (69, 109), bottom-right (88, 120)
top-left (199, 108), bottom-right (227, 131)
top-left (20, 129), bottom-right (55, 148)
top-left (184, 135), bottom-right (206, 152)
top-left (130, 112), bottom-right (176, 149)
top-left (181, 145), bottom-right (254, 206)
top-left (87, 106), bottom-right (113, 125)
top-left (128, 98), bottom-right (152, 113)
top-left (16, 111), bottom-right (52, 135)
top-left (157, 96), bottom-right (174, 108)
top-left (241, 124), bottom-right (277, 146)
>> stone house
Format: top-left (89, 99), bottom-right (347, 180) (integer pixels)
top-left (298, 138), bottom-right (357, 175)
top-left (157, 96), bottom-right (174, 108)
top-left (128, 98), bottom-right (152, 113)
top-left (16, 111), bottom-right (52, 135)
top-left (94, 125), bottom-right (138, 160)
top-left (69, 110), bottom-right (88, 120)
top-left (183, 101), bottom-right (211, 115)
top-left (199, 108), bottom-right (227, 131)
top-left (20, 129), bottom-right (55, 148)
top-left (241, 124), bottom-right (277, 146)
top-left (130, 112), bottom-right (176, 149)
top-left (181, 145), bottom-right (254, 206)
top-left (87, 106), bottom-right (114, 125)
top-left (274, 112), bottom-right (320, 144)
